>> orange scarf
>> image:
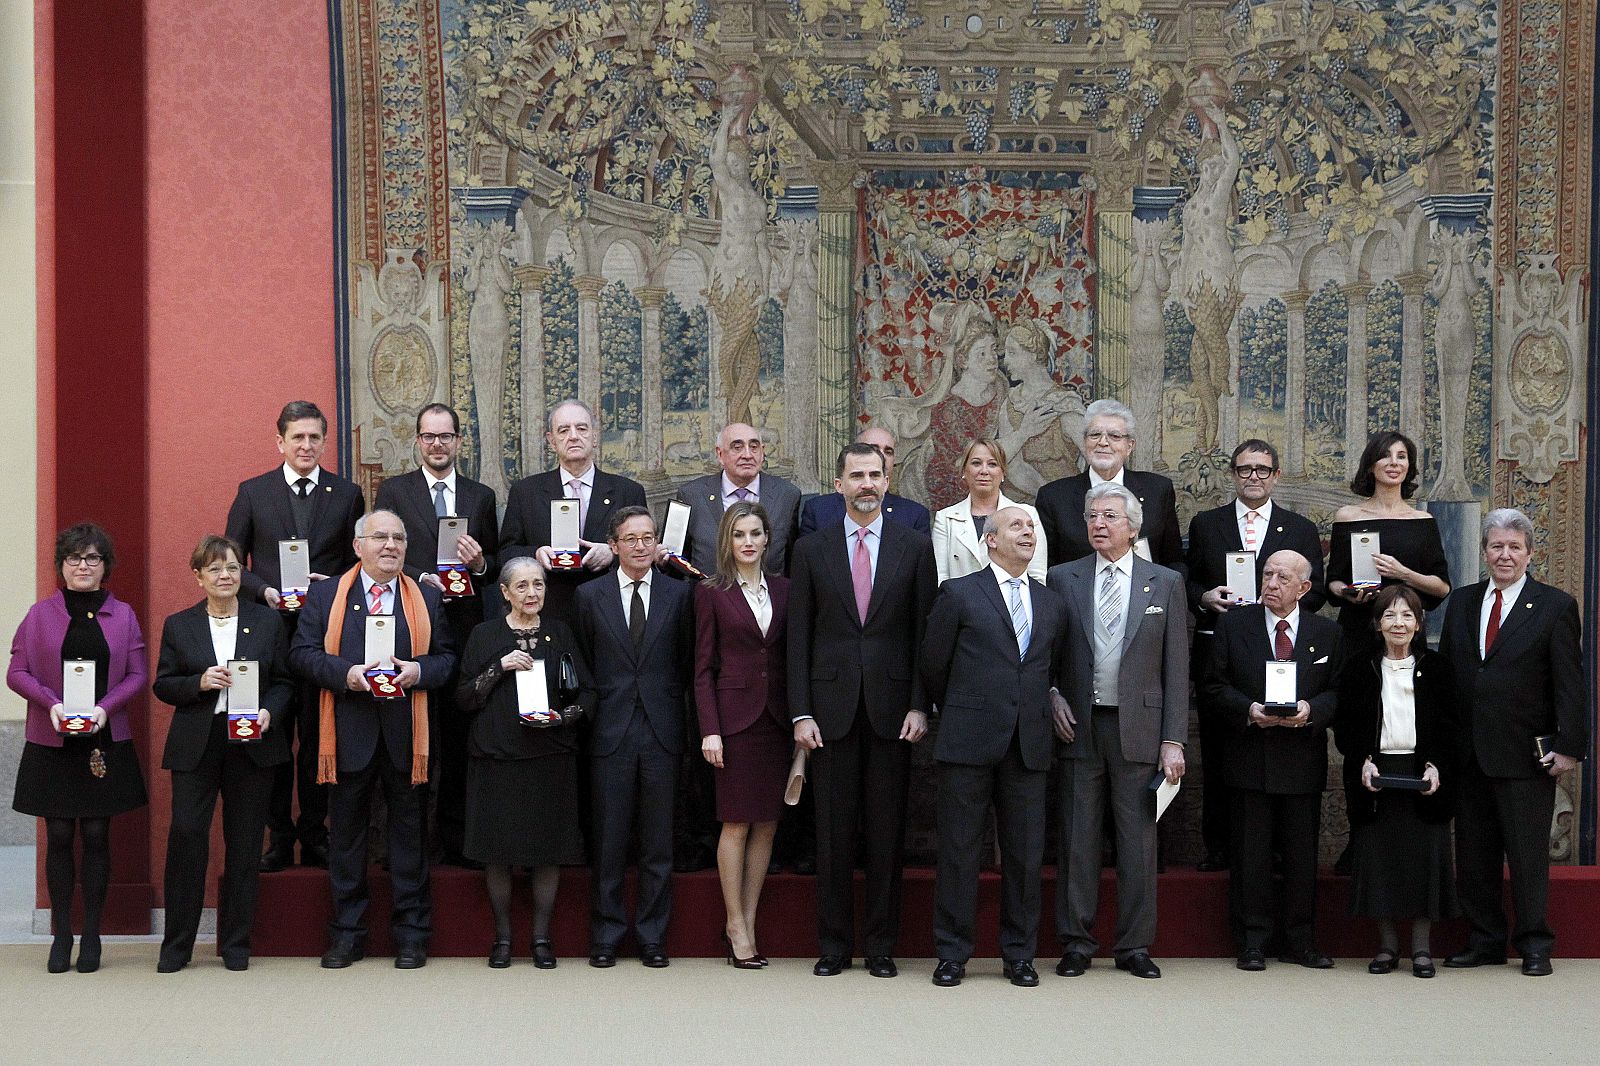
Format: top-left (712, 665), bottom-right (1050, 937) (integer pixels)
top-left (316, 566), bottom-right (432, 786)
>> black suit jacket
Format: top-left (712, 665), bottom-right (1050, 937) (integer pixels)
top-left (1336, 648), bottom-right (1458, 825)
top-left (375, 468), bottom-right (499, 626)
top-left (1185, 501), bottom-right (1326, 622)
top-left (800, 491), bottom-right (930, 537)
top-left (920, 569), bottom-right (1063, 772)
top-left (1438, 577), bottom-right (1588, 778)
top-left (573, 569), bottom-right (695, 758)
top-left (787, 521), bottom-right (938, 741)
top-left (225, 467), bottom-right (365, 606)
top-left (1204, 605), bottom-right (1343, 795)
top-left (288, 570), bottom-right (457, 774)
top-left (1035, 470), bottom-right (1183, 572)
top-left (154, 601), bottom-right (294, 772)
top-left (498, 467), bottom-right (647, 623)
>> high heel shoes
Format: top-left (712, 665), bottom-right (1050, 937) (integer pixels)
top-left (75, 934), bottom-right (101, 974)
top-left (48, 935), bottom-right (73, 974)
top-left (721, 931), bottom-right (763, 970)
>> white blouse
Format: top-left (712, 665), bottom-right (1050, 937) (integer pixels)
top-left (208, 615), bottom-right (239, 715)
top-left (1378, 655), bottom-right (1417, 754)
top-left (739, 577), bottom-right (771, 637)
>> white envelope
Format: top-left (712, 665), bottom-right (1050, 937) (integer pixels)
top-left (516, 659), bottom-right (551, 718)
top-left (1154, 776), bottom-right (1180, 821)
top-left (226, 660), bottom-right (261, 712)
top-left (662, 500), bottom-right (691, 556)
top-left (365, 616), bottom-right (396, 669)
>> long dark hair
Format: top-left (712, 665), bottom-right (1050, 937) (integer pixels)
top-left (1350, 430), bottom-right (1419, 499)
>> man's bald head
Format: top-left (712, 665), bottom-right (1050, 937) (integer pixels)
top-left (715, 422), bottom-right (766, 488)
top-left (1260, 549), bottom-right (1313, 617)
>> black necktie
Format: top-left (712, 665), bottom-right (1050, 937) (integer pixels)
top-left (290, 477), bottom-right (313, 537)
top-left (629, 581), bottom-right (646, 650)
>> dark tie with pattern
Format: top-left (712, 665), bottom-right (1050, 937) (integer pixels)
top-left (629, 580), bottom-right (646, 650)
top-left (290, 477), bottom-right (313, 537)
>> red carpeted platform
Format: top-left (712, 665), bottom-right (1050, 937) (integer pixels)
top-left (241, 865), bottom-right (1600, 959)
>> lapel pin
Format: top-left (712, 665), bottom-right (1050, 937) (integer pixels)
top-left (1525, 602), bottom-right (1532, 609)
top-left (354, 604), bottom-right (363, 612)
top-left (603, 498), bottom-right (611, 505)
top-left (86, 611), bottom-right (95, 619)
top-left (325, 485), bottom-right (332, 492)
top-left (243, 627), bottom-right (251, 634)
top-left (1308, 646), bottom-right (1315, 654)
top-left (1143, 586), bottom-right (1150, 593)
top-left (1276, 525), bottom-right (1283, 532)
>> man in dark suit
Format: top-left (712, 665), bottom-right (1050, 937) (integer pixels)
top-left (799, 426), bottom-right (930, 535)
top-left (499, 399), bottom-right (647, 626)
top-left (1440, 508), bottom-right (1587, 977)
top-left (675, 421), bottom-right (802, 573)
top-left (1046, 482), bottom-right (1187, 979)
top-left (1034, 398), bottom-right (1182, 570)
top-left (374, 403), bottom-right (498, 868)
top-left (289, 509), bottom-right (456, 969)
top-left (225, 399), bottom-right (365, 873)
top-left (1186, 439), bottom-right (1325, 872)
top-left (921, 506), bottom-right (1063, 988)
top-left (573, 506), bottom-right (695, 969)
top-left (1205, 550), bottom-right (1343, 970)
top-left (790, 442), bottom-right (938, 979)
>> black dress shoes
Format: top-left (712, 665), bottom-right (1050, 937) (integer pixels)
top-left (1445, 947), bottom-right (1507, 968)
top-left (75, 935), bottom-right (101, 974)
top-left (320, 937), bottom-right (366, 969)
top-left (1197, 851), bottom-right (1229, 873)
top-left (639, 943), bottom-right (670, 968)
top-left (259, 842), bottom-right (293, 873)
top-left (931, 960), bottom-right (964, 987)
top-left (1003, 959), bottom-right (1040, 987)
top-left (394, 945), bottom-right (427, 969)
top-left (156, 955), bottom-right (188, 974)
top-left (299, 842), bottom-right (329, 868)
top-left (223, 956), bottom-right (249, 972)
top-left (532, 936), bottom-right (557, 969)
top-left (866, 955), bottom-right (898, 978)
top-left (47, 935), bottom-right (73, 974)
top-left (1368, 950), bottom-right (1398, 974)
top-left (813, 954), bottom-right (851, 976)
top-left (1412, 953), bottom-right (1436, 979)
top-left (1236, 948), bottom-right (1267, 971)
top-left (1055, 951), bottom-right (1090, 977)
top-left (1279, 950), bottom-right (1334, 969)
top-left (488, 939), bottom-right (512, 969)
top-left (1521, 954), bottom-right (1553, 976)
top-left (589, 944), bottom-right (617, 968)
top-left (1116, 952), bottom-right (1162, 979)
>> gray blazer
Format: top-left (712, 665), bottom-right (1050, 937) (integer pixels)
top-left (1046, 553), bottom-right (1189, 763)
top-left (674, 471), bottom-right (802, 574)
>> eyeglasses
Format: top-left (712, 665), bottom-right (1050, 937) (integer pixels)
top-left (202, 564), bottom-right (243, 577)
top-left (1084, 431), bottom-right (1130, 443)
top-left (1233, 465), bottom-right (1278, 480)
top-left (65, 554), bottom-right (105, 567)
top-left (1084, 511), bottom-right (1129, 524)
top-left (615, 534), bottom-right (657, 547)
top-left (361, 533), bottom-right (409, 544)
top-left (418, 433), bottom-right (458, 445)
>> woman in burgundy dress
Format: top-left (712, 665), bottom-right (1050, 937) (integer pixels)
top-left (693, 501), bottom-right (789, 968)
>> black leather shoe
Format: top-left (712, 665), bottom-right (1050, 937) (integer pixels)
top-left (74, 935), bottom-right (101, 974)
top-left (1197, 851), bottom-right (1229, 873)
top-left (931, 960), bottom-right (964, 987)
top-left (1055, 951), bottom-right (1090, 977)
top-left (259, 842), bottom-right (293, 873)
top-left (156, 955), bottom-right (188, 974)
top-left (866, 955), bottom-right (898, 978)
top-left (1412, 952), bottom-right (1436, 978)
top-left (1278, 950), bottom-right (1333, 969)
top-left (299, 842), bottom-right (329, 868)
top-left (1521, 954), bottom-right (1553, 976)
top-left (589, 945), bottom-right (617, 968)
top-left (1445, 948), bottom-right (1507, 968)
top-left (320, 937), bottom-right (365, 969)
top-left (532, 936), bottom-right (557, 969)
top-left (1116, 952), bottom-right (1162, 979)
top-left (1368, 950), bottom-right (1398, 974)
top-left (394, 945), bottom-right (427, 969)
top-left (813, 954), bottom-right (851, 976)
top-left (47, 935), bottom-right (72, 974)
top-left (223, 956), bottom-right (249, 972)
top-left (1237, 948), bottom-right (1267, 971)
top-left (1003, 959), bottom-right (1040, 987)
top-left (639, 943), bottom-right (670, 968)
top-left (488, 939), bottom-right (512, 969)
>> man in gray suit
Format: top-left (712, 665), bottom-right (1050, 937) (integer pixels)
top-left (1046, 483), bottom-right (1188, 979)
top-left (674, 422), bottom-right (801, 574)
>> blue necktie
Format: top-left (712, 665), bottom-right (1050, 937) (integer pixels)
top-left (1008, 578), bottom-right (1030, 660)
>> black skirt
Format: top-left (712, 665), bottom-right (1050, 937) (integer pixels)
top-left (463, 752), bottom-right (584, 867)
top-left (1349, 753), bottom-right (1456, 920)
top-left (13, 737), bottom-right (148, 819)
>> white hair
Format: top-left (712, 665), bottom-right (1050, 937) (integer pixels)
top-left (1482, 507), bottom-right (1534, 550)
top-left (1084, 398), bottom-right (1136, 437)
top-left (354, 509), bottom-right (403, 537)
top-left (1084, 483), bottom-right (1143, 534)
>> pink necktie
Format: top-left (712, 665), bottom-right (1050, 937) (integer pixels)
top-left (852, 527), bottom-right (872, 624)
top-left (1244, 510), bottom-right (1259, 552)
top-left (370, 583), bottom-right (386, 614)
top-left (567, 478), bottom-right (587, 530)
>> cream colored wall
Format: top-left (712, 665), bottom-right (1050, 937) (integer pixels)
top-left (0, 1), bottom-right (36, 723)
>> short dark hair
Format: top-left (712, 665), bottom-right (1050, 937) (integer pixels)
top-left (55, 523), bottom-right (115, 579)
top-left (1370, 584), bottom-right (1427, 657)
top-left (190, 533), bottom-right (243, 573)
top-left (607, 504), bottom-right (655, 542)
top-left (277, 400), bottom-right (328, 436)
top-left (415, 403), bottom-right (460, 434)
top-left (835, 441), bottom-right (885, 480)
top-left (1231, 439), bottom-right (1279, 470)
top-left (1351, 430), bottom-right (1419, 499)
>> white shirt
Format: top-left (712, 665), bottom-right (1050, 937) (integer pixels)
top-left (1379, 655), bottom-right (1418, 753)
top-left (739, 575), bottom-right (772, 637)
top-left (1088, 468), bottom-right (1126, 489)
top-left (1234, 498), bottom-right (1274, 548)
top-left (721, 472), bottom-right (762, 506)
top-left (209, 615), bottom-right (239, 715)
top-left (1479, 573), bottom-right (1528, 657)
top-left (619, 567), bottom-right (653, 627)
top-left (990, 562), bottom-right (1032, 632)
top-left (844, 513), bottom-right (884, 584)
top-left (1266, 605), bottom-right (1300, 656)
top-left (423, 469), bottom-right (458, 516)
top-left (281, 464), bottom-right (321, 491)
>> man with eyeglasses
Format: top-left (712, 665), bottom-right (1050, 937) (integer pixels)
top-left (499, 399), bottom-right (646, 626)
top-left (674, 421), bottom-right (802, 574)
top-left (375, 403), bottom-right (499, 867)
top-left (290, 509), bottom-right (456, 970)
top-left (1185, 439), bottom-right (1325, 873)
top-left (225, 400), bottom-right (365, 873)
top-left (573, 507), bottom-right (695, 969)
top-left (1035, 399), bottom-right (1183, 571)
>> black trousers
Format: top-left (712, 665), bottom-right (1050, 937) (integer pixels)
top-left (1455, 760), bottom-right (1557, 957)
top-left (266, 677), bottom-right (328, 848)
top-left (811, 708), bottom-right (911, 958)
top-left (589, 712), bottom-right (678, 948)
top-left (327, 756), bottom-right (431, 947)
top-left (1230, 788), bottom-right (1321, 953)
top-left (1192, 632), bottom-right (1233, 857)
top-left (161, 713), bottom-right (275, 965)
top-left (934, 734), bottom-right (1045, 964)
top-left (430, 604), bottom-right (480, 859)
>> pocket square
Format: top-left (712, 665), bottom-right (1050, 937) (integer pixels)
top-left (1313, 656), bottom-right (1329, 664)
top-left (1144, 605), bottom-right (1164, 615)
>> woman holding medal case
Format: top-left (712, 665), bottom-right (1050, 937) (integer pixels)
top-left (7, 523), bottom-right (149, 974)
top-left (456, 556), bottom-right (592, 968)
top-left (151, 534), bottom-right (293, 972)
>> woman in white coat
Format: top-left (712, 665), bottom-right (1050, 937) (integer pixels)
top-left (931, 438), bottom-right (1048, 584)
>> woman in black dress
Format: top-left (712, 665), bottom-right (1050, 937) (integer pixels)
top-left (1337, 585), bottom-right (1457, 978)
top-left (456, 556), bottom-right (592, 968)
top-left (6, 524), bottom-right (148, 973)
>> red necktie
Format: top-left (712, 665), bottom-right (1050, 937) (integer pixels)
top-left (852, 527), bottom-right (872, 624)
top-left (1274, 618), bottom-right (1292, 661)
top-left (1484, 587), bottom-right (1503, 654)
top-left (370, 583), bottom-right (386, 614)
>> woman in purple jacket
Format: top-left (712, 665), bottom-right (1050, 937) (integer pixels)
top-left (7, 524), bottom-right (148, 973)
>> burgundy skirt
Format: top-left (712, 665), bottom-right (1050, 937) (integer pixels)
top-left (714, 713), bottom-right (790, 824)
